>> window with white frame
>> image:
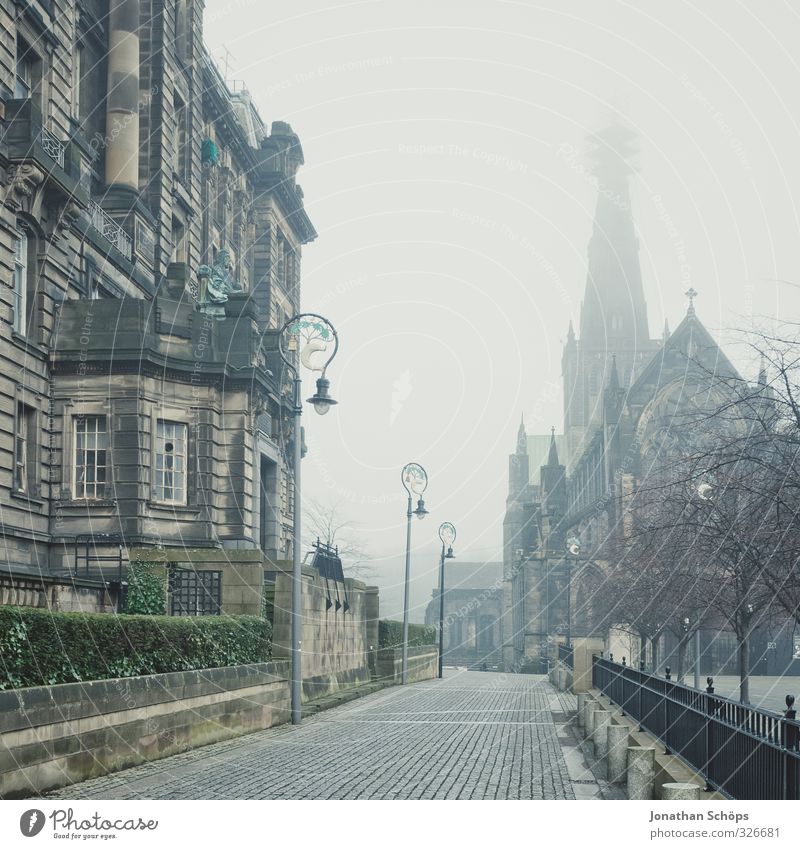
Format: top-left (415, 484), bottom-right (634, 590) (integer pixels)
top-left (12, 232), bottom-right (27, 334)
top-left (155, 420), bottom-right (187, 504)
top-left (14, 402), bottom-right (36, 493)
top-left (74, 415), bottom-right (108, 499)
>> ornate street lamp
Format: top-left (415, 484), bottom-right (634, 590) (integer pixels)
top-left (279, 313), bottom-right (339, 725)
top-left (564, 536), bottom-right (581, 648)
top-left (437, 522), bottom-right (456, 678)
top-left (401, 462), bottom-right (429, 684)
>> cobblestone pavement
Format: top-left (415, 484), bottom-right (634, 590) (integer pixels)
top-left (50, 671), bottom-right (580, 800)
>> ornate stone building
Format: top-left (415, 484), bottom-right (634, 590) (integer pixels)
top-left (0, 0), bottom-right (316, 613)
top-left (501, 124), bottom-right (748, 670)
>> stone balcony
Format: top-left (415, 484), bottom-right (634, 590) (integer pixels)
top-left (51, 291), bottom-right (279, 390)
top-left (2, 98), bottom-right (88, 208)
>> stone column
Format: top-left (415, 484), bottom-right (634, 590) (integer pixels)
top-left (607, 724), bottom-right (629, 783)
top-left (592, 709), bottom-right (611, 759)
top-left (105, 0), bottom-right (140, 189)
top-left (577, 692), bottom-right (589, 728)
top-left (627, 746), bottom-right (656, 800)
top-left (662, 782), bottom-right (701, 800)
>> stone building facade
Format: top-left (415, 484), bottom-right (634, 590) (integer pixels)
top-left (0, 0), bottom-right (316, 614)
top-left (424, 562), bottom-right (503, 668)
top-left (500, 124), bottom-right (755, 671)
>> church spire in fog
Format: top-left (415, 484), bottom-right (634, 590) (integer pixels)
top-left (579, 121), bottom-right (649, 350)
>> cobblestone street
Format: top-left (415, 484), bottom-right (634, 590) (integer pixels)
top-left (49, 671), bottom-right (600, 800)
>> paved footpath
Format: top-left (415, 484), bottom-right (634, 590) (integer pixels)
top-left (50, 671), bottom-right (607, 800)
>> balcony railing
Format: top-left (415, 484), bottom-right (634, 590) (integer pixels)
top-left (592, 656), bottom-right (800, 800)
top-left (87, 200), bottom-right (132, 260)
top-left (558, 642), bottom-right (574, 669)
top-left (39, 126), bottom-right (65, 168)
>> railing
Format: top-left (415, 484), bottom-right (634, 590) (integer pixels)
top-left (592, 656), bottom-right (800, 800)
top-left (39, 126), bottom-right (65, 168)
top-left (87, 200), bottom-right (133, 260)
top-left (558, 642), bottom-right (574, 670)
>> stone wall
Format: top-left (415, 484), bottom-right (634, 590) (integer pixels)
top-left (0, 661), bottom-right (290, 799)
top-left (376, 646), bottom-right (439, 684)
top-left (0, 572), bottom-right (117, 614)
top-left (271, 564), bottom-right (379, 700)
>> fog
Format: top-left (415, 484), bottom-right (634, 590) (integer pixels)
top-left (203, 0), bottom-right (800, 620)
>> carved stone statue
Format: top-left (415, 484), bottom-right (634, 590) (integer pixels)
top-left (196, 248), bottom-right (243, 318)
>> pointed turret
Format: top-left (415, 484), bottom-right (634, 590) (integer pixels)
top-left (758, 355), bottom-right (767, 387)
top-left (516, 415), bottom-right (527, 454)
top-left (547, 426), bottom-right (560, 466)
top-left (608, 353), bottom-right (620, 390)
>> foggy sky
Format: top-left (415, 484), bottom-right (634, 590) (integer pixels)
top-left (203, 0), bottom-right (800, 621)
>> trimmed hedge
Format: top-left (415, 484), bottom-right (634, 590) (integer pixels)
top-left (378, 619), bottom-right (437, 649)
top-left (0, 606), bottom-right (272, 690)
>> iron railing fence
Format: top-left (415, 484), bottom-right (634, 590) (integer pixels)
top-left (592, 656), bottom-right (800, 800)
top-left (558, 642), bottom-right (574, 670)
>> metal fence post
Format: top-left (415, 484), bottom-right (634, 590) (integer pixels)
top-left (664, 667), bottom-right (671, 755)
top-left (705, 677), bottom-right (716, 792)
top-left (784, 695), bottom-right (797, 800)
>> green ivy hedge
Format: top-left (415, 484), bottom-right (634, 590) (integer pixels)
top-left (124, 561), bottom-right (167, 615)
top-left (0, 607), bottom-right (272, 690)
top-left (378, 619), bottom-right (437, 648)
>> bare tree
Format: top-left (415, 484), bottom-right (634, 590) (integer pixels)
top-left (303, 497), bottom-right (375, 579)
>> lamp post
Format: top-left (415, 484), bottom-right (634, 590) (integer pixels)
top-left (401, 462), bottom-right (429, 685)
top-left (437, 522), bottom-right (456, 678)
top-left (279, 313), bottom-right (339, 725)
top-left (565, 536), bottom-right (581, 648)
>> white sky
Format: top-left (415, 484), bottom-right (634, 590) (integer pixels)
top-left (203, 0), bottom-right (800, 621)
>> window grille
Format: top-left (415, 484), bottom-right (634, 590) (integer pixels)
top-left (169, 568), bottom-right (222, 616)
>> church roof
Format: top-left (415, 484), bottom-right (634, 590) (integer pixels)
top-left (627, 305), bottom-right (742, 398)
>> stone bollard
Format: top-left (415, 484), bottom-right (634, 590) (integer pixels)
top-left (627, 747), bottom-right (656, 800)
top-left (577, 693), bottom-right (589, 728)
top-left (581, 695), bottom-right (596, 730)
top-left (557, 666), bottom-right (567, 691)
top-left (592, 709), bottom-right (611, 760)
top-left (606, 724), bottom-right (629, 784)
top-left (662, 782), bottom-right (701, 800)
top-left (584, 702), bottom-right (599, 755)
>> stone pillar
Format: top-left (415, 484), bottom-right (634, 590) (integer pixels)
top-left (582, 698), bottom-right (597, 735)
top-left (571, 637), bottom-right (605, 693)
top-left (105, 0), bottom-right (140, 188)
top-left (577, 693), bottom-right (589, 728)
top-left (607, 724), bottom-right (629, 783)
top-left (627, 746), bottom-right (656, 800)
top-left (662, 782), bottom-right (701, 800)
top-left (592, 709), bottom-right (611, 759)
top-left (584, 702), bottom-right (599, 755)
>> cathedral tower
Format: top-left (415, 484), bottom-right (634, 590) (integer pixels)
top-left (563, 122), bottom-right (658, 466)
